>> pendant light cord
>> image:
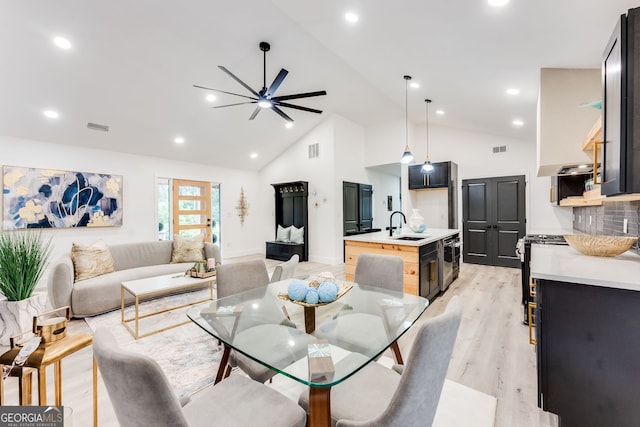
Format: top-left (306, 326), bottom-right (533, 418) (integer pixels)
top-left (405, 76), bottom-right (411, 148)
top-left (425, 99), bottom-right (430, 155)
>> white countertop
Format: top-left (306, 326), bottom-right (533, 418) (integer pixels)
top-left (343, 228), bottom-right (460, 247)
top-left (531, 244), bottom-right (640, 291)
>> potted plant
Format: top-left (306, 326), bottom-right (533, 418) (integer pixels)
top-left (0, 230), bottom-right (52, 345)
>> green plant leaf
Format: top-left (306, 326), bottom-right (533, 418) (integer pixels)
top-left (0, 230), bottom-right (52, 301)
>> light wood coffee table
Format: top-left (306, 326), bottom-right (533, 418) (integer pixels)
top-left (121, 273), bottom-right (215, 339)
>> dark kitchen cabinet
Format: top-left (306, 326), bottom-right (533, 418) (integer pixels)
top-left (343, 182), bottom-right (373, 235)
top-left (419, 241), bottom-right (441, 300)
top-left (408, 161), bottom-right (452, 189)
top-left (535, 279), bottom-right (640, 427)
top-left (601, 7), bottom-right (640, 195)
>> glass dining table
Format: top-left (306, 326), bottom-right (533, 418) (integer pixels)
top-left (187, 278), bottom-right (429, 427)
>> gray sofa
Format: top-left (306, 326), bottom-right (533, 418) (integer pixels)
top-left (47, 240), bottom-right (221, 318)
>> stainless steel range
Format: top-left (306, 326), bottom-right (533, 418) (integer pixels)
top-left (518, 234), bottom-right (569, 324)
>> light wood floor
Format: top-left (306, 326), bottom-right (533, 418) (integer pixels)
top-left (0, 259), bottom-right (558, 427)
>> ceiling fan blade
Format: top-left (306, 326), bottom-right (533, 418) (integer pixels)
top-left (276, 102), bottom-right (323, 114)
top-left (213, 101), bottom-right (258, 109)
top-left (272, 90), bottom-right (327, 102)
top-left (193, 85), bottom-right (257, 101)
top-left (271, 105), bottom-right (294, 122)
top-left (266, 69), bottom-right (289, 97)
top-left (218, 66), bottom-right (260, 97)
top-left (248, 106), bottom-right (261, 120)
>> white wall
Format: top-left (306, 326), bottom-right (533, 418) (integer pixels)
top-left (408, 124), bottom-right (573, 233)
top-left (367, 169), bottom-right (401, 231)
top-left (0, 135), bottom-right (265, 287)
top-left (258, 117), bottom-right (339, 264)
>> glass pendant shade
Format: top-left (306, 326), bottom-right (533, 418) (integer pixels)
top-left (421, 158), bottom-right (434, 172)
top-left (401, 146), bottom-right (414, 164)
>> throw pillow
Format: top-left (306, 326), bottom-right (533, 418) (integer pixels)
top-left (71, 239), bottom-right (115, 282)
top-left (171, 234), bottom-right (205, 263)
top-left (276, 225), bottom-right (291, 242)
top-left (290, 225), bottom-right (305, 244)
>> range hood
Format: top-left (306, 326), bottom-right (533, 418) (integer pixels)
top-left (556, 163), bottom-right (598, 176)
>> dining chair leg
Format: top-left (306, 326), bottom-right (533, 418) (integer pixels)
top-left (215, 345), bottom-right (231, 385)
top-left (224, 364), bottom-right (232, 379)
top-left (391, 342), bottom-right (404, 365)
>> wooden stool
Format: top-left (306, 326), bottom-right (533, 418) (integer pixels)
top-left (0, 365), bottom-right (36, 405)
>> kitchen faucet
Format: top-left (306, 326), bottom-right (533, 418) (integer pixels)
top-left (389, 211), bottom-right (406, 236)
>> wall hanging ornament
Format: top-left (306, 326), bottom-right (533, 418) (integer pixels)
top-left (236, 187), bottom-right (249, 226)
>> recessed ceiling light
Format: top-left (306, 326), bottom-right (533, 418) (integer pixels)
top-left (506, 88), bottom-right (520, 95)
top-left (409, 82), bottom-right (420, 89)
top-left (53, 36), bottom-right (71, 49)
top-left (435, 110), bottom-right (445, 115)
top-left (174, 137), bottom-right (185, 144)
top-left (488, 0), bottom-right (510, 6)
top-left (345, 12), bottom-right (359, 23)
top-left (43, 110), bottom-right (59, 119)
top-left (250, 153), bottom-right (258, 159)
top-left (512, 119), bottom-right (524, 127)
top-left (206, 94), bottom-right (216, 102)
top-left (285, 122), bottom-right (293, 129)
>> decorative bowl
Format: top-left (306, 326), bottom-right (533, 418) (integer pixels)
top-left (409, 224), bottom-right (426, 233)
top-left (278, 283), bottom-right (353, 308)
top-left (563, 234), bottom-right (638, 257)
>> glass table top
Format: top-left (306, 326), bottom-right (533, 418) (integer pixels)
top-left (187, 278), bottom-right (429, 388)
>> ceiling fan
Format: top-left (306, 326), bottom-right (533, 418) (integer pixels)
top-left (194, 41), bottom-right (327, 122)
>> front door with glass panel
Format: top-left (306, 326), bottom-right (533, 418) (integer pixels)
top-left (172, 179), bottom-right (212, 241)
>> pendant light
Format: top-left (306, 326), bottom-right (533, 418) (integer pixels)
top-left (421, 99), bottom-right (434, 173)
top-left (400, 75), bottom-right (414, 164)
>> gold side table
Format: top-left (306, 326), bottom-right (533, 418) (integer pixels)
top-left (0, 333), bottom-right (97, 427)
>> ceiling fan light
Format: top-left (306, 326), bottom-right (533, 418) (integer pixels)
top-left (401, 146), bottom-right (414, 164)
top-left (258, 100), bottom-right (272, 109)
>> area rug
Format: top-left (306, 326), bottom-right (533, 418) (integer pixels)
top-left (84, 289), bottom-right (221, 399)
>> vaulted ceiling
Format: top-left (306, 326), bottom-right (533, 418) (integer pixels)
top-left (1, 0), bottom-right (637, 170)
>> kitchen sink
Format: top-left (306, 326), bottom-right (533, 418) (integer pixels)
top-left (393, 236), bottom-right (426, 241)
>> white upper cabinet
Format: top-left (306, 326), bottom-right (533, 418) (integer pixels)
top-left (537, 68), bottom-right (601, 176)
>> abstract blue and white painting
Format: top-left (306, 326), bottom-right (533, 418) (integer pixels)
top-left (2, 166), bottom-right (123, 229)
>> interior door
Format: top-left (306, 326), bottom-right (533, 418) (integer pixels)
top-left (343, 182), bottom-right (359, 234)
top-left (359, 184), bottom-right (373, 230)
top-left (172, 179), bottom-right (212, 242)
top-left (462, 175), bottom-right (525, 268)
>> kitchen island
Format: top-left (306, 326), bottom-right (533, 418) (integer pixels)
top-left (343, 228), bottom-right (459, 299)
top-left (531, 244), bottom-right (640, 427)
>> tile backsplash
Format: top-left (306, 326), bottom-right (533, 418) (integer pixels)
top-left (573, 201), bottom-right (640, 253)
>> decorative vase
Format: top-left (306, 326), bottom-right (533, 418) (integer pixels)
top-left (409, 209), bottom-right (426, 233)
top-left (0, 292), bottom-right (47, 345)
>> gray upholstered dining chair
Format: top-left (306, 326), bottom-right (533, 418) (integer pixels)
top-left (316, 253), bottom-right (406, 363)
top-left (93, 328), bottom-right (307, 427)
top-left (270, 254), bottom-right (300, 283)
top-left (354, 253), bottom-right (404, 292)
top-left (215, 259), bottom-right (281, 383)
top-left (299, 296), bottom-right (463, 427)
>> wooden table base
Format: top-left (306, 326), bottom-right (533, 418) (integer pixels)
top-left (309, 387), bottom-right (331, 427)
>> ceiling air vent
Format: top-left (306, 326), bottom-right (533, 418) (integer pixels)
top-left (308, 143), bottom-right (319, 159)
top-left (87, 122), bottom-right (109, 132)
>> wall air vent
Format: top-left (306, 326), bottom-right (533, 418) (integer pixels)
top-left (87, 122), bottom-right (109, 132)
top-left (492, 145), bottom-right (507, 153)
top-left (308, 142), bottom-right (319, 159)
